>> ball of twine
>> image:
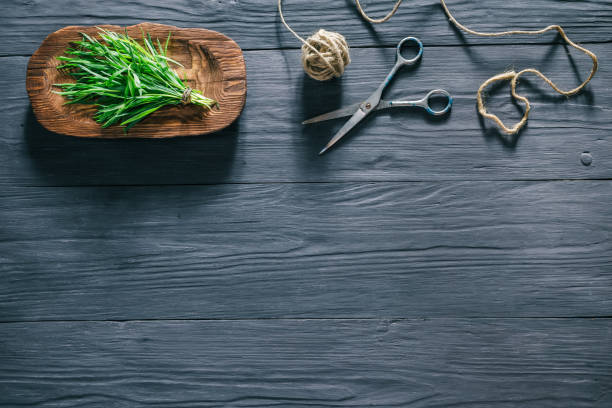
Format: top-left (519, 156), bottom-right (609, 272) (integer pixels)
top-left (278, 0), bottom-right (351, 81)
top-left (278, 0), bottom-right (403, 81)
top-left (300, 29), bottom-right (350, 81)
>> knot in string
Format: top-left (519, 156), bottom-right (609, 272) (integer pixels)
top-left (181, 87), bottom-right (192, 105)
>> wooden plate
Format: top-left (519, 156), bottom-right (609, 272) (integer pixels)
top-left (26, 23), bottom-right (247, 138)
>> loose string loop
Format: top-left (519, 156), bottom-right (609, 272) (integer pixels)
top-left (439, 0), bottom-right (598, 134)
top-left (355, 0), bottom-right (403, 24)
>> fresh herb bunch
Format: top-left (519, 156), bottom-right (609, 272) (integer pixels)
top-left (54, 28), bottom-right (217, 129)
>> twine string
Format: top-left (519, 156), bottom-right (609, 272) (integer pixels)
top-left (355, 0), bottom-right (404, 24)
top-left (278, 0), bottom-right (350, 80)
top-left (278, 0), bottom-right (598, 133)
top-left (277, 0), bottom-right (329, 72)
top-left (182, 87), bottom-right (192, 105)
top-left (439, 0), bottom-right (598, 134)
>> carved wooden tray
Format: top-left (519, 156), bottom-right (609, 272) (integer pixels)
top-left (26, 23), bottom-right (246, 138)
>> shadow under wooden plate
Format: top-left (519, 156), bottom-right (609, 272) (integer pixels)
top-left (25, 22), bottom-right (247, 138)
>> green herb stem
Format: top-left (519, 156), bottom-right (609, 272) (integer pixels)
top-left (54, 28), bottom-right (217, 129)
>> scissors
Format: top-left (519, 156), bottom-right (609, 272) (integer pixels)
top-left (303, 37), bottom-right (453, 155)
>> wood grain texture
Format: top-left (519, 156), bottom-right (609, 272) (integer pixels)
top-left (3, 42), bottom-right (612, 186)
top-left (1, 1), bottom-right (611, 406)
top-left (1, 0), bottom-right (611, 56)
top-left (1, 181), bottom-right (611, 322)
top-left (1, 319), bottom-right (611, 407)
top-left (26, 23), bottom-right (246, 138)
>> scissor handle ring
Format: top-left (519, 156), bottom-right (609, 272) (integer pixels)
top-left (424, 89), bottom-right (453, 116)
top-left (396, 37), bottom-right (423, 65)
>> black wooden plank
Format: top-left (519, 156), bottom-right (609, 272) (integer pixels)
top-left (1, 181), bottom-right (610, 322)
top-left (3, 43), bottom-right (611, 187)
top-left (1, 0), bottom-right (611, 56)
top-left (1, 318), bottom-right (610, 407)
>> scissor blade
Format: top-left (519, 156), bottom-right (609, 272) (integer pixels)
top-left (302, 103), bottom-right (361, 124)
top-left (319, 108), bottom-right (367, 155)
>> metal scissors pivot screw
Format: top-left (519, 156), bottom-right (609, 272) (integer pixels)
top-left (303, 37), bottom-right (453, 155)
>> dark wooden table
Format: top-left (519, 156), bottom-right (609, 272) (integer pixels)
top-left (1, 1), bottom-right (611, 406)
